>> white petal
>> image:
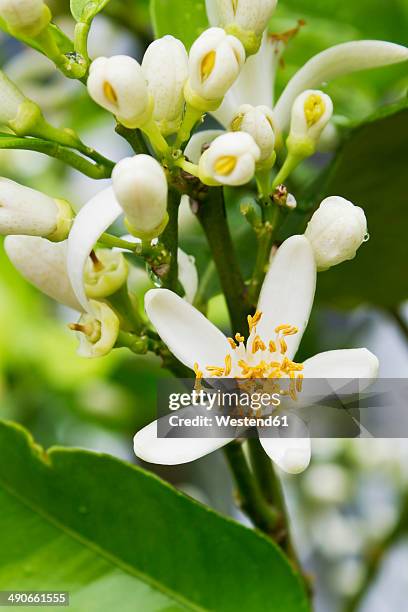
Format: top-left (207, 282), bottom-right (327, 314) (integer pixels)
top-left (145, 288), bottom-right (231, 371)
top-left (232, 34), bottom-right (276, 109)
top-left (274, 41), bottom-right (408, 131)
top-left (177, 248), bottom-right (198, 303)
top-left (184, 129), bottom-right (224, 163)
top-left (205, 0), bottom-right (220, 27)
top-left (67, 187), bottom-right (123, 312)
top-left (134, 406), bottom-right (233, 465)
top-left (256, 235), bottom-right (317, 360)
top-left (302, 348), bottom-right (379, 391)
top-left (258, 416), bottom-right (311, 474)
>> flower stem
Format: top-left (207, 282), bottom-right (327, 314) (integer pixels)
top-left (175, 104), bottom-right (203, 149)
top-left (115, 124), bottom-right (150, 155)
top-left (272, 153), bottom-right (301, 190)
top-left (223, 441), bottom-right (279, 534)
top-left (387, 306), bottom-right (408, 345)
top-left (248, 204), bottom-right (280, 305)
top-left (196, 187), bottom-right (250, 332)
top-left (159, 188), bottom-right (180, 292)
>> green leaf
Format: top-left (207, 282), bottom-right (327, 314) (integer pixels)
top-left (316, 100), bottom-right (408, 307)
top-left (70, 0), bottom-right (113, 23)
top-left (150, 0), bottom-right (209, 49)
top-left (0, 420), bottom-right (310, 612)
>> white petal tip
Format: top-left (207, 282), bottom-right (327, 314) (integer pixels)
top-left (281, 449), bottom-right (311, 474)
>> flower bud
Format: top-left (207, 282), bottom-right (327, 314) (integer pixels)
top-left (84, 249), bottom-right (128, 299)
top-left (305, 196), bottom-right (368, 271)
top-left (287, 90), bottom-right (333, 158)
top-left (142, 35), bottom-right (188, 136)
top-left (230, 104), bottom-right (275, 164)
top-left (215, 0), bottom-right (278, 55)
top-left (70, 300), bottom-right (119, 358)
top-left (87, 55), bottom-right (153, 129)
top-left (4, 236), bottom-right (82, 310)
top-left (0, 0), bottom-right (51, 37)
top-left (112, 154), bottom-right (168, 239)
top-left (0, 70), bottom-right (26, 127)
top-left (198, 131), bottom-right (260, 186)
top-left (0, 177), bottom-right (73, 240)
top-left (185, 27), bottom-right (245, 111)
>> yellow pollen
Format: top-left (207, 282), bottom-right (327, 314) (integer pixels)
top-left (296, 374), bottom-right (304, 393)
top-left (304, 94), bottom-right (325, 127)
top-left (252, 335), bottom-right (266, 354)
top-left (228, 337), bottom-right (237, 349)
top-left (224, 354), bottom-right (232, 376)
top-left (235, 333), bottom-right (245, 343)
top-left (201, 51), bottom-right (216, 82)
top-left (193, 362), bottom-right (203, 379)
top-left (280, 338), bottom-right (288, 355)
top-left (103, 81), bottom-right (118, 105)
top-left (230, 113), bottom-right (244, 131)
top-left (214, 156), bottom-right (237, 176)
top-left (206, 365), bottom-right (225, 377)
top-left (248, 311), bottom-right (262, 332)
top-left (275, 324), bottom-right (292, 333)
top-left (269, 340), bottom-right (277, 353)
top-left (283, 326), bottom-right (299, 336)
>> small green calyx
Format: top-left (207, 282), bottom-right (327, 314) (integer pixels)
top-left (9, 99), bottom-right (43, 137)
top-left (124, 212), bottom-right (169, 242)
top-left (286, 135), bottom-right (316, 161)
top-left (84, 249), bottom-right (129, 299)
top-left (225, 24), bottom-right (262, 56)
top-left (183, 81), bottom-right (223, 113)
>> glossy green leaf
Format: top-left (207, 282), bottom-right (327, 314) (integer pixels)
top-left (316, 100), bottom-right (408, 307)
top-left (150, 0), bottom-right (209, 49)
top-left (70, 0), bottom-right (113, 23)
top-left (0, 420), bottom-right (310, 612)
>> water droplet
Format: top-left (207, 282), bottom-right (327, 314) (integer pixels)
top-left (363, 233), bottom-right (370, 242)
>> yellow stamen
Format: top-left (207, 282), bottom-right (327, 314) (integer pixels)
top-left (283, 326), bottom-right (299, 336)
top-left (103, 81), bottom-right (118, 105)
top-left (235, 333), bottom-right (245, 343)
top-left (214, 156), bottom-right (237, 176)
top-left (248, 311), bottom-right (262, 333)
top-left (201, 51), bottom-right (216, 82)
top-left (280, 338), bottom-right (288, 355)
top-left (231, 0), bottom-right (238, 15)
top-left (230, 113), bottom-right (244, 131)
top-left (296, 374), bottom-right (304, 393)
top-left (193, 362), bottom-right (203, 379)
top-left (275, 324), bottom-right (292, 333)
top-left (206, 365), bottom-right (225, 377)
top-left (269, 340), bottom-right (277, 353)
top-left (252, 335), bottom-right (266, 354)
top-left (228, 337), bottom-right (237, 350)
top-left (304, 94), bottom-right (325, 127)
top-left (224, 354), bottom-right (232, 376)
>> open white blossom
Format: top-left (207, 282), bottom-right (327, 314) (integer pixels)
top-left (0, 0), bottom-right (50, 36)
top-left (185, 27), bottom-right (245, 110)
top-left (142, 35), bottom-right (188, 135)
top-left (199, 131), bottom-right (260, 186)
top-left (87, 55), bottom-right (152, 129)
top-left (112, 154), bottom-right (168, 239)
top-left (134, 235), bottom-right (379, 473)
top-left (0, 177), bottom-right (72, 240)
top-left (70, 300), bottom-right (120, 359)
top-left (305, 196), bottom-right (368, 271)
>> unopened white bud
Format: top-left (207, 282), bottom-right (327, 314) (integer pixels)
top-left (84, 249), bottom-right (128, 299)
top-left (287, 90), bottom-right (333, 158)
top-left (0, 0), bottom-right (51, 36)
top-left (0, 178), bottom-right (73, 240)
top-left (230, 104), bottom-right (275, 164)
top-left (142, 36), bottom-right (188, 136)
top-left (70, 300), bottom-right (119, 358)
top-left (305, 196), bottom-right (368, 271)
top-left (199, 131), bottom-right (260, 186)
top-left (185, 27), bottom-right (245, 111)
top-left (87, 56), bottom-right (153, 129)
top-left (0, 71), bottom-right (25, 127)
top-left (4, 236), bottom-right (82, 310)
top-left (112, 154), bottom-right (168, 239)
top-left (215, 0), bottom-right (277, 55)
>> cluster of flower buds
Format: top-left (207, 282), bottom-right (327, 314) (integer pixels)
top-left (305, 196), bottom-right (368, 271)
top-left (0, 0), bottom-right (51, 37)
top-left (112, 154), bottom-right (169, 240)
top-left (213, 0), bottom-right (278, 55)
top-left (198, 131), bottom-right (260, 186)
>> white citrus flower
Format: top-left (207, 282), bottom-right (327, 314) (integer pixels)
top-left (198, 131), bottom-right (260, 186)
top-left (134, 235), bottom-right (379, 473)
top-left (70, 300), bottom-right (119, 358)
top-left (230, 103), bottom-right (275, 163)
top-left (0, 0), bottom-right (50, 36)
top-left (142, 35), bottom-right (188, 135)
top-left (87, 55), bottom-right (152, 129)
top-left (305, 196), bottom-right (368, 271)
top-left (0, 177), bottom-right (72, 240)
top-left (0, 70), bottom-right (26, 127)
top-left (4, 235), bottom-right (82, 311)
top-left (287, 89), bottom-right (333, 156)
top-left (207, 0), bottom-right (278, 54)
top-left (185, 27), bottom-right (245, 110)
top-left (84, 249), bottom-right (128, 299)
top-left (112, 154), bottom-right (168, 239)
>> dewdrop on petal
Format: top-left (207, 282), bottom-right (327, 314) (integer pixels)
top-left (84, 248), bottom-right (128, 299)
top-left (184, 27), bottom-right (245, 111)
top-left (287, 89), bottom-right (333, 158)
top-left (198, 131), bottom-right (260, 186)
top-left (70, 300), bottom-right (120, 358)
top-left (230, 104), bottom-right (276, 165)
top-left (0, 0), bottom-right (51, 37)
top-left (142, 35), bottom-right (188, 135)
top-left (87, 56), bottom-right (153, 129)
top-left (0, 177), bottom-right (73, 240)
top-left (215, 0), bottom-right (278, 55)
top-left (305, 196), bottom-right (368, 271)
top-left (112, 154), bottom-right (168, 240)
